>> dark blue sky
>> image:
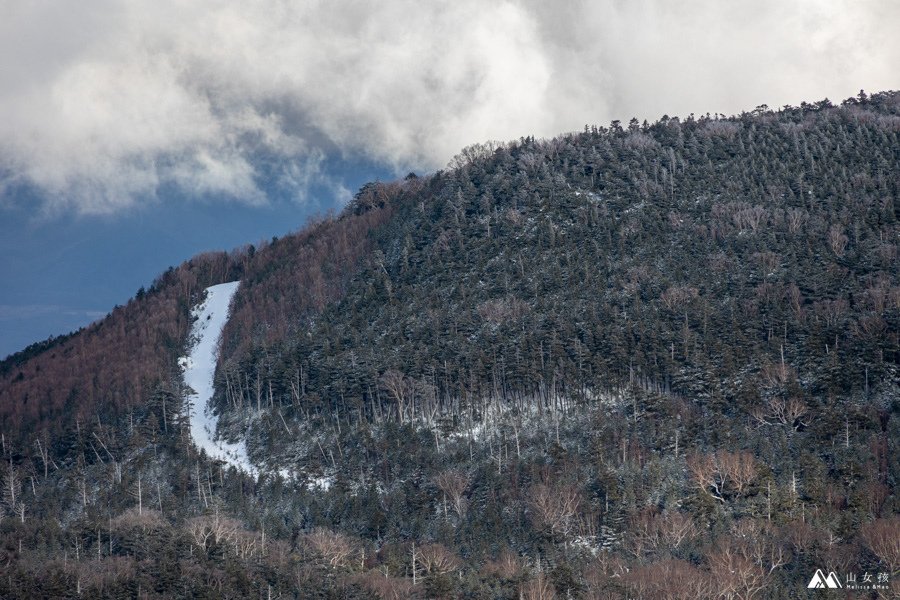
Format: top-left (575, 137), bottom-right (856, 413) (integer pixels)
top-left (0, 162), bottom-right (390, 359)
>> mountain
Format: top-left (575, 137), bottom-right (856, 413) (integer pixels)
top-left (0, 91), bottom-right (897, 598)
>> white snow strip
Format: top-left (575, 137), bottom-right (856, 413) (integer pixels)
top-left (309, 475), bottom-right (334, 491)
top-left (181, 281), bottom-right (256, 474)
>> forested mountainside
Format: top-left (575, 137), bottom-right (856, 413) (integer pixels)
top-left (0, 91), bottom-right (898, 598)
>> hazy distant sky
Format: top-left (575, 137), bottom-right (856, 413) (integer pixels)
top-left (1, 0), bottom-right (898, 355)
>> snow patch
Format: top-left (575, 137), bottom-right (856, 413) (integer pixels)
top-left (181, 282), bottom-right (256, 474)
top-left (308, 475), bottom-right (334, 491)
top-left (571, 535), bottom-right (602, 557)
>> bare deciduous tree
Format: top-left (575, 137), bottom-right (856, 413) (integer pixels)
top-left (659, 511), bottom-right (699, 551)
top-left (416, 543), bottom-right (460, 575)
top-left (305, 528), bottom-right (356, 569)
top-left (520, 573), bottom-right (557, 600)
top-left (481, 549), bottom-right (523, 579)
top-left (186, 511), bottom-right (242, 556)
top-left (687, 451), bottom-right (758, 502)
top-left (2, 463), bottom-right (24, 523)
top-left (861, 517), bottom-right (900, 573)
top-left (709, 545), bottom-right (766, 600)
top-left (361, 574), bottom-right (415, 600)
top-left (527, 482), bottom-right (582, 540)
top-left (682, 521), bottom-right (785, 600)
top-left (379, 369), bottom-right (415, 423)
top-left (720, 452), bottom-right (758, 496)
top-left (828, 224), bottom-right (849, 257)
top-left (751, 396), bottom-right (807, 430)
top-left (687, 453), bottom-right (728, 502)
top-left (434, 469), bottom-right (468, 520)
top-left (786, 208), bottom-right (807, 234)
top-left (627, 509), bottom-right (698, 558)
top-left (785, 283), bottom-right (804, 319)
top-left (813, 298), bottom-right (849, 328)
top-left (706, 527), bottom-right (785, 600)
top-left (733, 205), bottom-right (768, 233)
top-left (784, 521), bottom-right (818, 555)
top-left (661, 286), bottom-right (699, 311)
top-left (626, 559), bottom-right (714, 600)
top-left (448, 140), bottom-right (505, 170)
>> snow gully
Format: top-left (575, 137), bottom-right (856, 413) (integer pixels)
top-left (180, 281), bottom-right (255, 474)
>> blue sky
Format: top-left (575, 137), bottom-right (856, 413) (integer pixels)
top-left (0, 160), bottom-right (389, 358)
top-left (1, 0), bottom-right (897, 358)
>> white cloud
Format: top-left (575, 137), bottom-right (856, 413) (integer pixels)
top-left (0, 0), bottom-right (897, 214)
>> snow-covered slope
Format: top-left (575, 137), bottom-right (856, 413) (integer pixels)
top-left (180, 282), bottom-right (255, 474)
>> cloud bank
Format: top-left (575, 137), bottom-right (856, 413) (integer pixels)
top-left (1, 0), bottom-right (897, 214)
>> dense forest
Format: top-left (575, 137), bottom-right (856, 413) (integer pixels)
top-left (0, 90), bottom-right (897, 598)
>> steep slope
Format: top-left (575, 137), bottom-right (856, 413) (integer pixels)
top-left (0, 250), bottom-right (238, 448)
top-left (181, 281), bottom-right (252, 472)
top-left (0, 91), bottom-right (897, 598)
top-left (221, 93), bottom-right (899, 465)
top-left (0, 195), bottom-right (395, 458)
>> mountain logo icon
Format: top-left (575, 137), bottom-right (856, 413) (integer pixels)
top-left (807, 569), bottom-right (842, 589)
